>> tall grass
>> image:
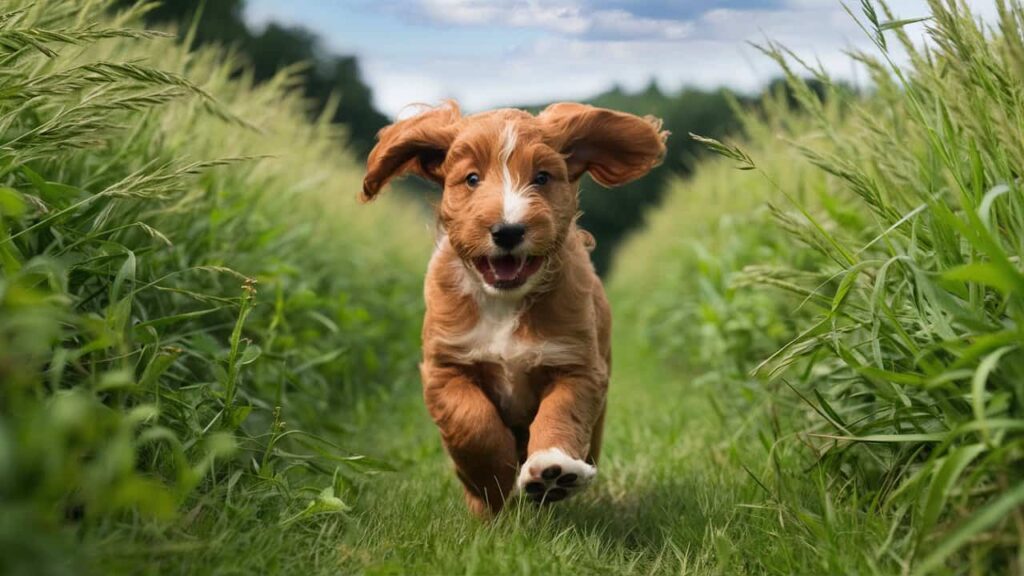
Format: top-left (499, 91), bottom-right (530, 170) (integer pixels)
top-left (613, 0), bottom-right (1024, 571)
top-left (0, 1), bottom-right (428, 572)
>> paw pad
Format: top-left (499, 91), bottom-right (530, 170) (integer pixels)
top-left (516, 448), bottom-right (596, 504)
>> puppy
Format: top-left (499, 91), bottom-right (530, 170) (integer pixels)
top-left (361, 101), bottom-right (667, 517)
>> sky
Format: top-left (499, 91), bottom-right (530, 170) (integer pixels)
top-left (244, 0), bottom-right (1000, 117)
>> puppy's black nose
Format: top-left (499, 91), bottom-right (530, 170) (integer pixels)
top-left (490, 223), bottom-right (526, 251)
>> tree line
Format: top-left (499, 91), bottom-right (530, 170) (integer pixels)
top-left (125, 0), bottom-right (823, 273)
top-left (118, 0), bottom-right (389, 157)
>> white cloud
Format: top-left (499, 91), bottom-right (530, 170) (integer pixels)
top-left (364, 71), bottom-right (451, 119)
top-left (589, 9), bottom-right (693, 40)
top-left (247, 0), bottom-right (1002, 116)
top-left (417, 0), bottom-right (695, 40)
top-left (418, 0), bottom-right (589, 33)
top-left (366, 4), bottom-right (861, 114)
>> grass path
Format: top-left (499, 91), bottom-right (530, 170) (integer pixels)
top-left (106, 311), bottom-right (894, 575)
top-left (329, 329), bottom-right (804, 575)
top-left (86, 307), bottom-right (902, 575)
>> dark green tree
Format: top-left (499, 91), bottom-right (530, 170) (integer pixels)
top-left (115, 1), bottom-right (833, 275)
top-left (134, 0), bottom-right (250, 46)
top-left (573, 84), bottom-right (746, 273)
top-left (116, 0), bottom-right (387, 156)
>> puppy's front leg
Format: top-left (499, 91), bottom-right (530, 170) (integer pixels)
top-left (518, 370), bottom-right (606, 503)
top-left (422, 361), bottom-right (517, 517)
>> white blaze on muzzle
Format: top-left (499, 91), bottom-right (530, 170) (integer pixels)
top-left (500, 122), bottom-right (531, 225)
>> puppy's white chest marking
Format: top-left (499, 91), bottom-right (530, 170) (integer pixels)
top-left (431, 243), bottom-right (585, 405)
top-left (460, 300), bottom-right (530, 366)
top-left (451, 300), bottom-right (579, 406)
top-left (454, 301), bottom-right (528, 406)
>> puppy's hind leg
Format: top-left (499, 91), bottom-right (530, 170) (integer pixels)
top-left (452, 433), bottom-right (517, 518)
top-left (423, 362), bottom-right (517, 517)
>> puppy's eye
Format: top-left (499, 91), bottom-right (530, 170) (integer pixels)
top-left (465, 173), bottom-right (480, 188)
top-left (532, 171), bottom-right (551, 186)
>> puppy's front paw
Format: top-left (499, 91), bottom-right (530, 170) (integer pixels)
top-left (516, 448), bottom-right (596, 504)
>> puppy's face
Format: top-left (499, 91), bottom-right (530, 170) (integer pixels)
top-left (439, 113), bottom-right (574, 296)
top-left (362, 102), bottom-right (667, 297)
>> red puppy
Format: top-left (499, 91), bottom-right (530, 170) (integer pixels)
top-left (361, 101), bottom-right (667, 517)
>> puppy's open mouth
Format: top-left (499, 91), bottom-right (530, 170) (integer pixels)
top-left (472, 254), bottom-right (544, 290)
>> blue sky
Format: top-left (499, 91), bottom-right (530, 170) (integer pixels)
top-left (245, 0), bottom-right (998, 117)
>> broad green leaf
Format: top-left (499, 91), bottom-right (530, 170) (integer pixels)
top-left (0, 187), bottom-right (26, 216)
top-left (914, 482), bottom-right (1024, 575)
top-left (279, 486), bottom-right (350, 526)
top-left (111, 250), bottom-right (136, 303)
top-left (919, 444), bottom-right (986, 538)
top-left (879, 17), bottom-right (930, 31)
top-left (95, 369), bottom-right (135, 392)
top-left (944, 262), bottom-right (1022, 295)
top-left (831, 266), bottom-right (861, 312)
top-left (138, 347), bottom-right (182, 390)
top-left (971, 346), bottom-right (1016, 442)
top-left (238, 342), bottom-right (261, 366)
top-left (810, 432), bottom-right (948, 443)
top-left (132, 307), bottom-right (223, 332)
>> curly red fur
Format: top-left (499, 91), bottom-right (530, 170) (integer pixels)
top-left (362, 100), bottom-right (667, 516)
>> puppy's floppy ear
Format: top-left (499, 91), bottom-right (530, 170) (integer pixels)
top-left (361, 101), bottom-right (461, 202)
top-left (539, 102), bottom-right (669, 187)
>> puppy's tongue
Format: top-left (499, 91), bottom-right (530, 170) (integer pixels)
top-left (490, 254), bottom-right (520, 281)
top-left (472, 254), bottom-right (543, 289)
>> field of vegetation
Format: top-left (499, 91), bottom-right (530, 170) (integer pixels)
top-left (1, 0), bottom-right (1021, 574)
top-left (615, 1), bottom-right (1024, 571)
top-left (0, 1), bottom-right (428, 573)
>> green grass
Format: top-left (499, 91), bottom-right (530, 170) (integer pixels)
top-left (101, 328), bottom-right (896, 575)
top-left (327, 334), bottom-right (908, 575)
top-left (0, 1), bottom-right (427, 573)
top-left (4, 0), bottom-right (1024, 574)
top-left (615, 0), bottom-right (1024, 572)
